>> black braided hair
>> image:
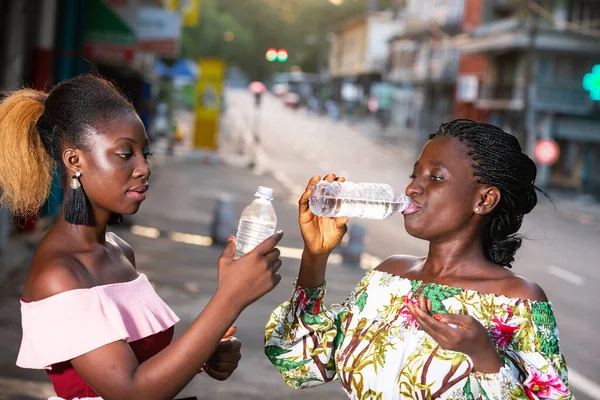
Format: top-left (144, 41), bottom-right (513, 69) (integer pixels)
top-left (430, 119), bottom-right (542, 268)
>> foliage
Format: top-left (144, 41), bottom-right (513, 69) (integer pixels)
top-left (181, 0), bottom-right (402, 80)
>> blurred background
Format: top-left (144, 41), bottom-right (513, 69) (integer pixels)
top-left (0, 0), bottom-right (599, 399)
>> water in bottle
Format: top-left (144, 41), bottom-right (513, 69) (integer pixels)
top-left (308, 180), bottom-right (413, 220)
top-left (235, 186), bottom-right (277, 258)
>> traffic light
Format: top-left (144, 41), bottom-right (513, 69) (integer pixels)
top-left (277, 49), bottom-right (288, 62)
top-left (583, 64), bottom-right (600, 101)
top-left (265, 48), bottom-right (288, 62)
top-left (265, 48), bottom-right (278, 62)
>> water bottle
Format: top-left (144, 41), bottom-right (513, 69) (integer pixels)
top-left (235, 186), bottom-right (277, 258)
top-left (308, 180), bottom-right (412, 219)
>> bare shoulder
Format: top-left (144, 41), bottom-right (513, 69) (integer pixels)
top-left (375, 254), bottom-right (425, 276)
top-left (107, 231), bottom-right (136, 267)
top-left (501, 275), bottom-right (549, 302)
top-left (23, 254), bottom-right (90, 302)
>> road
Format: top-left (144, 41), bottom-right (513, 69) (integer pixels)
top-left (0, 88), bottom-right (597, 400)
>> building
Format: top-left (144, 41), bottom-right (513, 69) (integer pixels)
top-left (386, 0), bottom-right (466, 147)
top-left (328, 12), bottom-right (402, 101)
top-left (459, 0), bottom-right (600, 194)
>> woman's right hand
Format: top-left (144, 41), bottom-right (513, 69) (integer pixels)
top-left (215, 232), bottom-right (283, 312)
top-left (299, 174), bottom-right (348, 257)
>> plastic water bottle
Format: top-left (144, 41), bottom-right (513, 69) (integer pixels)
top-left (235, 186), bottom-right (277, 258)
top-left (308, 180), bottom-right (412, 220)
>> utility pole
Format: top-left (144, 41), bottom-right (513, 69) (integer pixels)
top-left (522, 0), bottom-right (539, 160)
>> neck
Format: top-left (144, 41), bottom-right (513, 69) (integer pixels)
top-left (424, 235), bottom-right (489, 278)
top-left (55, 204), bottom-right (112, 247)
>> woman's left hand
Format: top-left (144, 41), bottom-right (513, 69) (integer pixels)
top-left (202, 326), bottom-right (242, 381)
top-left (408, 296), bottom-right (503, 374)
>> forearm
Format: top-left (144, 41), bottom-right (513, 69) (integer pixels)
top-left (131, 291), bottom-right (241, 399)
top-left (297, 249), bottom-right (329, 288)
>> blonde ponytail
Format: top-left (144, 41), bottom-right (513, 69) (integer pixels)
top-left (0, 89), bottom-right (54, 216)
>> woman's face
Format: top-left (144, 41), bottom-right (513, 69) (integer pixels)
top-left (77, 113), bottom-right (151, 217)
top-left (403, 136), bottom-right (481, 243)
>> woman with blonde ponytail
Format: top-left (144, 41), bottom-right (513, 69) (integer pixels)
top-left (1, 75), bottom-right (284, 400)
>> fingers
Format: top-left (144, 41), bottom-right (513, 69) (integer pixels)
top-left (223, 325), bottom-right (237, 339)
top-left (253, 230), bottom-right (284, 255)
top-left (432, 313), bottom-right (471, 329)
top-left (210, 338), bottom-right (242, 354)
top-left (264, 248), bottom-right (281, 262)
top-left (305, 175), bottom-right (321, 192)
top-left (298, 187), bottom-right (312, 216)
top-left (220, 235), bottom-right (237, 260)
top-left (408, 300), bottom-right (448, 342)
top-left (271, 258), bottom-right (282, 273)
top-left (335, 216), bottom-right (348, 229)
top-left (204, 365), bottom-right (235, 381)
top-left (324, 173), bottom-right (336, 182)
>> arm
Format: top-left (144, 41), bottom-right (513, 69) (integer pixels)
top-left (30, 233), bottom-right (284, 400)
top-left (265, 174), bottom-right (351, 388)
top-left (73, 292), bottom-right (240, 400)
top-left (409, 282), bottom-right (572, 400)
top-left (265, 276), bottom-right (360, 389)
top-left (472, 283), bottom-right (571, 399)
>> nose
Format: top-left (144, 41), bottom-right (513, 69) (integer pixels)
top-left (405, 177), bottom-right (423, 198)
top-left (133, 157), bottom-right (151, 181)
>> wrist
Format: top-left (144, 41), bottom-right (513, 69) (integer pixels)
top-left (212, 288), bottom-right (245, 316)
top-left (301, 248), bottom-right (330, 263)
top-left (470, 351), bottom-right (503, 374)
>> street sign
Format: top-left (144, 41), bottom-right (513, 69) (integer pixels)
top-left (583, 64), bottom-right (600, 101)
top-left (193, 58), bottom-right (225, 150)
top-left (533, 138), bottom-right (560, 165)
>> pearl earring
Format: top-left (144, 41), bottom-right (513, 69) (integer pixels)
top-left (474, 207), bottom-right (480, 213)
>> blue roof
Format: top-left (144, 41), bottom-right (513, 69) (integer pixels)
top-left (170, 59), bottom-right (198, 80)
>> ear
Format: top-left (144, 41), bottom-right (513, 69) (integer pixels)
top-left (474, 185), bottom-right (501, 215)
top-left (62, 148), bottom-right (82, 176)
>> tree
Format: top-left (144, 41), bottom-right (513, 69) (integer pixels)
top-left (182, 0), bottom-right (402, 80)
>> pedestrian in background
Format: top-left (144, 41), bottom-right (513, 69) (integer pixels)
top-left (265, 119), bottom-right (572, 399)
top-left (0, 74), bottom-right (284, 400)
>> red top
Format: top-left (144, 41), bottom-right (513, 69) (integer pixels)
top-left (47, 326), bottom-right (175, 399)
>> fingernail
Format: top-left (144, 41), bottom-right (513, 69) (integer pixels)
top-left (228, 234), bottom-right (235, 241)
top-left (433, 314), bottom-right (442, 321)
top-left (276, 230), bottom-right (283, 235)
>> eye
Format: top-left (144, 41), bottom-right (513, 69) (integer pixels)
top-left (430, 175), bottom-right (445, 182)
top-left (408, 174), bottom-right (416, 179)
top-left (117, 153), bottom-right (133, 160)
top-left (143, 152), bottom-right (153, 159)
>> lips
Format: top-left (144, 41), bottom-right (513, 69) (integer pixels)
top-left (127, 185), bottom-right (148, 202)
top-left (402, 200), bottom-right (421, 215)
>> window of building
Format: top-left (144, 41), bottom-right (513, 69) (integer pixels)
top-left (568, 0), bottom-right (600, 27)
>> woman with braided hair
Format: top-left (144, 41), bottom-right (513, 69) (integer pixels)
top-left (0, 75), bottom-right (285, 399)
top-left (265, 119), bottom-right (572, 399)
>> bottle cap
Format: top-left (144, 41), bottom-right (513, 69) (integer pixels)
top-left (255, 186), bottom-right (274, 200)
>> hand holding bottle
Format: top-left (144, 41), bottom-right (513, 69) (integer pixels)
top-left (215, 232), bottom-right (283, 312)
top-left (299, 174), bottom-right (348, 257)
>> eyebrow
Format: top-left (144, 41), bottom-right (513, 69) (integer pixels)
top-left (429, 161), bottom-right (447, 169)
top-left (114, 137), bottom-right (150, 148)
top-left (114, 137), bottom-right (137, 144)
top-left (412, 161), bottom-right (448, 169)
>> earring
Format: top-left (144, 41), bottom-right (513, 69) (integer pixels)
top-left (474, 207), bottom-right (481, 213)
top-left (64, 171), bottom-right (89, 225)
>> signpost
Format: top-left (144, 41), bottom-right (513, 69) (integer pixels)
top-left (534, 138), bottom-right (560, 166)
top-left (193, 58), bottom-right (225, 152)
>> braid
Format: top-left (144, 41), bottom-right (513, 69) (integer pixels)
top-left (430, 119), bottom-right (542, 268)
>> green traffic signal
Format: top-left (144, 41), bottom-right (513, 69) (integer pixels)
top-left (277, 49), bottom-right (288, 62)
top-left (583, 64), bottom-right (600, 101)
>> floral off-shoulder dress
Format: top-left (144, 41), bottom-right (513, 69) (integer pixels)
top-left (264, 269), bottom-right (573, 399)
